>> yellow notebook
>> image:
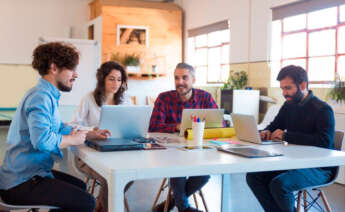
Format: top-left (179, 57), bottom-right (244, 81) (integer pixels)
top-left (184, 128), bottom-right (235, 140)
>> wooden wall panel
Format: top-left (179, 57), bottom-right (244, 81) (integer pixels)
top-left (89, 1), bottom-right (182, 77)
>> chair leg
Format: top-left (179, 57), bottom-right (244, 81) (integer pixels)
top-left (199, 190), bottom-right (209, 212)
top-left (303, 190), bottom-right (308, 212)
top-left (297, 191), bottom-right (302, 212)
top-left (90, 179), bottom-right (97, 195)
top-left (85, 177), bottom-right (90, 184)
top-left (124, 195), bottom-right (130, 212)
top-left (193, 194), bottom-right (198, 209)
top-left (319, 190), bottom-right (332, 212)
top-left (164, 186), bottom-right (172, 212)
top-left (152, 178), bottom-right (168, 211)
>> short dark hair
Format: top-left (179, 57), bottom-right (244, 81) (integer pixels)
top-left (277, 65), bottom-right (308, 88)
top-left (32, 42), bottom-right (79, 76)
top-left (93, 61), bottom-right (128, 106)
top-left (175, 62), bottom-right (195, 76)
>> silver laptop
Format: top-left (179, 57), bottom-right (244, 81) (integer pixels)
top-left (100, 105), bottom-right (153, 139)
top-left (179, 109), bottom-right (224, 136)
top-left (231, 113), bottom-right (283, 145)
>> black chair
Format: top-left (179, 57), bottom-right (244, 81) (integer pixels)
top-left (295, 130), bottom-right (344, 212)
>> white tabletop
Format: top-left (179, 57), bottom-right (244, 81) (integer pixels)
top-left (73, 134), bottom-right (345, 212)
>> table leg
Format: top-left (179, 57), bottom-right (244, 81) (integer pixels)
top-left (110, 174), bottom-right (130, 212)
top-left (221, 174), bottom-right (231, 212)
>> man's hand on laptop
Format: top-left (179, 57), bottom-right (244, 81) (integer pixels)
top-left (271, 129), bottom-right (284, 141)
top-left (260, 130), bottom-right (272, 140)
top-left (60, 127), bottom-right (88, 148)
top-left (86, 127), bottom-right (111, 141)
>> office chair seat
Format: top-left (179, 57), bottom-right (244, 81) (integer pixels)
top-left (295, 130), bottom-right (344, 212)
top-left (0, 196), bottom-right (59, 212)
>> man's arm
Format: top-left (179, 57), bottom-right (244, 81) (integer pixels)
top-left (149, 94), bottom-right (177, 133)
top-left (26, 94), bottom-right (66, 157)
top-left (264, 104), bottom-right (287, 133)
top-left (284, 106), bottom-right (335, 148)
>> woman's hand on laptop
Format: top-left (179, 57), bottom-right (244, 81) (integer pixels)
top-left (260, 130), bottom-right (272, 140)
top-left (86, 127), bottom-right (111, 140)
top-left (271, 129), bottom-right (284, 140)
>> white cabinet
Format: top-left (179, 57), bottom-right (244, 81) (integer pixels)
top-left (333, 110), bottom-right (345, 185)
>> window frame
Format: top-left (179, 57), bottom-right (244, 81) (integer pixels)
top-left (278, 5), bottom-right (345, 84)
top-left (188, 29), bottom-right (230, 84)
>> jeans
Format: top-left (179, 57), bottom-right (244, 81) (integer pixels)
top-left (170, 175), bottom-right (210, 210)
top-left (246, 168), bottom-right (332, 212)
top-left (0, 170), bottom-right (95, 212)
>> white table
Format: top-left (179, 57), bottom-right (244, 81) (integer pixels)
top-left (73, 135), bottom-right (345, 212)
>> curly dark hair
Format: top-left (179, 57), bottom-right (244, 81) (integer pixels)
top-left (93, 61), bottom-right (128, 106)
top-left (32, 42), bottom-right (79, 76)
top-left (277, 65), bottom-right (308, 89)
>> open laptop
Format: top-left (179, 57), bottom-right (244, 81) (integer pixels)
top-left (179, 109), bottom-right (224, 136)
top-left (231, 113), bottom-right (283, 145)
top-left (85, 105), bottom-right (153, 151)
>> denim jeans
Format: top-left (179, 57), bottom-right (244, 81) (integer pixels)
top-left (170, 175), bottom-right (210, 210)
top-left (246, 168), bottom-right (332, 212)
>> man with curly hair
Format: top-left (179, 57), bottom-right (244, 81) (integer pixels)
top-left (0, 42), bottom-right (109, 212)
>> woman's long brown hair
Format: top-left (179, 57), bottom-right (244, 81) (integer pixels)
top-left (93, 61), bottom-right (128, 107)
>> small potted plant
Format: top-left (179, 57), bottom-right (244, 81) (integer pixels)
top-left (222, 70), bottom-right (248, 90)
top-left (123, 54), bottom-right (140, 73)
top-left (328, 73), bottom-right (345, 103)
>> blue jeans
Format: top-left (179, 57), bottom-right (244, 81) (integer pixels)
top-left (170, 175), bottom-right (210, 210)
top-left (246, 168), bottom-right (332, 212)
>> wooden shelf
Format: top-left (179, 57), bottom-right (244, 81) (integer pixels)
top-left (127, 72), bottom-right (165, 79)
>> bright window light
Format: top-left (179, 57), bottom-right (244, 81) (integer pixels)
top-left (283, 14), bottom-right (306, 32)
top-left (309, 29), bottom-right (335, 56)
top-left (340, 4), bottom-right (345, 22)
top-left (308, 57), bottom-right (335, 81)
top-left (308, 7), bottom-right (337, 29)
top-left (282, 32), bottom-right (306, 58)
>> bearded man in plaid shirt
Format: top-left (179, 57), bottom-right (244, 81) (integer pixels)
top-left (150, 62), bottom-right (219, 212)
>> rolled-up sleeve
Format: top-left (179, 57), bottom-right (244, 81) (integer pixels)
top-left (26, 94), bottom-right (63, 158)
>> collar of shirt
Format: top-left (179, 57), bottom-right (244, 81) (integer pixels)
top-left (38, 78), bottom-right (61, 101)
top-left (299, 90), bottom-right (314, 106)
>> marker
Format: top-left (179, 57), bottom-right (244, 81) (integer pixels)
top-left (197, 117), bottom-right (200, 122)
top-left (193, 116), bottom-right (197, 122)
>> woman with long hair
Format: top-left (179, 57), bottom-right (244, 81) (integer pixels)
top-left (73, 61), bottom-right (130, 212)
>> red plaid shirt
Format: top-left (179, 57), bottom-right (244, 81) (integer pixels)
top-left (149, 88), bottom-right (218, 133)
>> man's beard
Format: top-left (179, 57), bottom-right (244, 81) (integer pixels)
top-left (284, 87), bottom-right (304, 104)
top-left (57, 81), bottom-right (72, 92)
top-left (177, 86), bottom-right (192, 96)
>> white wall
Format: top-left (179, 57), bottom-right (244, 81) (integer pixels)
top-left (0, 0), bottom-right (92, 64)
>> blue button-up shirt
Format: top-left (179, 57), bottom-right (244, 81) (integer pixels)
top-left (0, 78), bottom-right (73, 190)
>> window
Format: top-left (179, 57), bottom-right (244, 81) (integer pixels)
top-left (187, 21), bottom-right (230, 84)
top-left (271, 4), bottom-right (345, 86)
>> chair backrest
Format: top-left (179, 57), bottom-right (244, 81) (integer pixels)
top-left (334, 130), bottom-right (344, 151)
top-left (130, 96), bottom-right (137, 105)
top-left (146, 96), bottom-right (156, 105)
top-left (328, 130), bottom-right (345, 182)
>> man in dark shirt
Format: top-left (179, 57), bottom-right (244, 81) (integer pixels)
top-left (246, 65), bottom-right (335, 212)
top-left (150, 63), bottom-right (218, 212)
